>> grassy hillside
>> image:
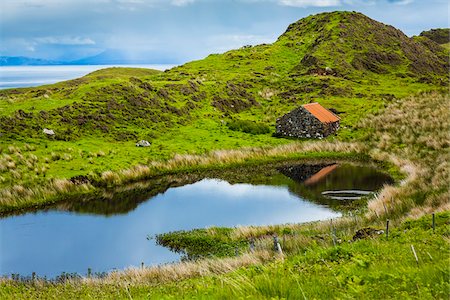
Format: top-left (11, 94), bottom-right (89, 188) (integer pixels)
top-left (2, 90), bottom-right (448, 299)
top-left (419, 28), bottom-right (450, 45)
top-left (1, 11), bottom-right (449, 299)
top-left (0, 12), bottom-right (448, 214)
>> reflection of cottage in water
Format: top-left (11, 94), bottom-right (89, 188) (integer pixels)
top-left (303, 164), bottom-right (338, 186)
top-left (276, 103), bottom-right (340, 138)
top-left (277, 163), bottom-right (394, 203)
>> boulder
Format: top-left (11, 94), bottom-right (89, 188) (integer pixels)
top-left (43, 128), bottom-right (55, 135)
top-left (352, 227), bottom-right (384, 241)
top-left (136, 140), bottom-right (151, 147)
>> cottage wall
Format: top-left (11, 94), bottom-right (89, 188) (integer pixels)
top-left (275, 107), bottom-right (339, 138)
top-left (323, 121), bottom-right (340, 137)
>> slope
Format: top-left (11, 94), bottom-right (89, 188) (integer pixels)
top-left (0, 11), bottom-right (448, 205)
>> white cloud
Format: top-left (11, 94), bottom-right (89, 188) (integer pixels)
top-left (206, 34), bottom-right (275, 52)
top-left (390, 0), bottom-right (414, 5)
top-left (35, 36), bottom-right (96, 45)
top-left (170, 0), bottom-right (196, 6)
top-left (278, 0), bottom-right (341, 7)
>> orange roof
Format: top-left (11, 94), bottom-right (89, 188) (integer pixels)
top-left (304, 164), bottom-right (338, 186)
top-left (303, 103), bottom-right (340, 123)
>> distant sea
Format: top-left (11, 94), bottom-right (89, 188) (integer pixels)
top-left (0, 64), bottom-right (176, 89)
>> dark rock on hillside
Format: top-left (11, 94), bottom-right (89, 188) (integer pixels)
top-left (353, 227), bottom-right (384, 241)
top-left (419, 28), bottom-right (450, 44)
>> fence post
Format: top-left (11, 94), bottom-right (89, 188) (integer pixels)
top-left (32, 272), bottom-right (36, 281)
top-left (87, 268), bottom-right (92, 278)
top-left (432, 213), bottom-right (435, 233)
top-left (331, 219), bottom-right (336, 246)
top-left (276, 242), bottom-right (283, 255)
top-left (410, 245), bottom-right (419, 266)
top-left (141, 262), bottom-right (144, 269)
top-left (383, 202), bottom-right (388, 216)
top-left (386, 219), bottom-right (390, 240)
top-left (249, 238), bottom-right (255, 253)
top-left (273, 235), bottom-right (283, 255)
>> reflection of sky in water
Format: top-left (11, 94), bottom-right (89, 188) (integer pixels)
top-left (0, 179), bottom-right (340, 278)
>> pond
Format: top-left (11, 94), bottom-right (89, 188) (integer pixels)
top-left (0, 161), bottom-right (393, 278)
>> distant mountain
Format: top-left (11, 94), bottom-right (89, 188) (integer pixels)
top-left (68, 49), bottom-right (132, 65)
top-left (0, 49), bottom-right (178, 66)
top-left (69, 49), bottom-right (178, 65)
top-left (0, 56), bottom-right (63, 66)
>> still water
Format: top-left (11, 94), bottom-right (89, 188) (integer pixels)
top-left (0, 163), bottom-right (392, 278)
top-left (0, 65), bottom-right (175, 89)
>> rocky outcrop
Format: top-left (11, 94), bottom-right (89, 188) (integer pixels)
top-left (136, 140), bottom-right (151, 147)
top-left (43, 128), bottom-right (55, 135)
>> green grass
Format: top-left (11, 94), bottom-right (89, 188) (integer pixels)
top-left (0, 12), bottom-right (447, 206)
top-left (0, 12), bottom-right (449, 299)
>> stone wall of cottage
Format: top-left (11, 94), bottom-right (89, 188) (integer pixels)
top-left (275, 106), bottom-right (339, 138)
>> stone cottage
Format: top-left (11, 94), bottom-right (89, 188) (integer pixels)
top-left (275, 102), bottom-right (340, 138)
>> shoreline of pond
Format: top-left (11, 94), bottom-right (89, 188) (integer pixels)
top-left (0, 151), bottom-right (400, 218)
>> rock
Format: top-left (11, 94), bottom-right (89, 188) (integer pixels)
top-left (136, 140), bottom-right (151, 147)
top-left (43, 128), bottom-right (55, 135)
top-left (352, 227), bottom-right (384, 241)
top-left (70, 175), bottom-right (90, 185)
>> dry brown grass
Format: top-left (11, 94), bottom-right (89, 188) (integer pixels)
top-left (361, 92), bottom-right (449, 220)
top-left (82, 250), bottom-right (273, 286)
top-left (107, 140), bottom-right (363, 186)
top-left (0, 139), bottom-right (361, 212)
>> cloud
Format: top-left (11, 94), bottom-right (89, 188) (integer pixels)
top-left (278, 0), bottom-right (341, 7)
top-left (206, 34), bottom-right (275, 52)
top-left (35, 36), bottom-right (96, 45)
top-left (171, 0), bottom-right (196, 6)
top-left (387, 0), bottom-right (414, 4)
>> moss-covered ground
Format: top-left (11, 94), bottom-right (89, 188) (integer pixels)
top-left (0, 11), bottom-right (449, 299)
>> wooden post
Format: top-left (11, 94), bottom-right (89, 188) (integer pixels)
top-left (276, 242), bottom-right (283, 255)
top-left (273, 235), bottom-right (283, 254)
top-left (432, 213), bottom-right (435, 233)
top-left (141, 262), bottom-right (144, 269)
top-left (87, 268), bottom-right (92, 278)
top-left (331, 219), bottom-right (336, 246)
top-left (386, 219), bottom-right (390, 240)
top-left (383, 202), bottom-right (388, 216)
top-left (410, 245), bottom-right (419, 265)
top-left (32, 272), bottom-right (36, 281)
top-left (249, 238), bottom-right (255, 253)
top-left (273, 235), bottom-right (279, 252)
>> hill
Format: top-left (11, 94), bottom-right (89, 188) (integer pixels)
top-left (0, 11), bottom-right (448, 212)
top-left (420, 28), bottom-right (450, 50)
top-left (419, 28), bottom-right (450, 44)
top-left (1, 11), bottom-right (449, 299)
top-left (0, 56), bottom-right (62, 66)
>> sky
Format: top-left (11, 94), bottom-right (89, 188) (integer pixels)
top-left (0, 0), bottom-right (448, 63)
